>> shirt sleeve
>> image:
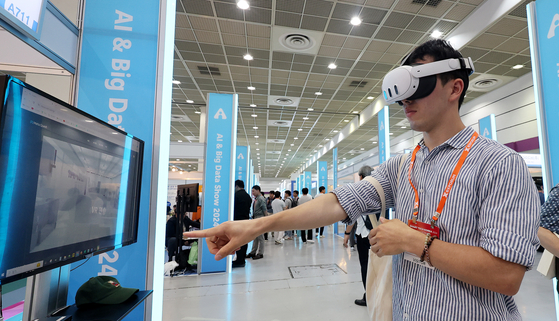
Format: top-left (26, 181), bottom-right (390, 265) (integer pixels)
top-left (478, 153), bottom-right (540, 268)
top-left (331, 157), bottom-right (399, 225)
top-left (540, 184), bottom-right (559, 233)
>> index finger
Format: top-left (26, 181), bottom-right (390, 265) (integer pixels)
top-left (184, 229), bottom-right (215, 239)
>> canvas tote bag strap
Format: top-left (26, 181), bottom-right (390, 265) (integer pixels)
top-left (363, 176), bottom-right (385, 229)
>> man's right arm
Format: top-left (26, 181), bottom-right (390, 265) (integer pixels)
top-left (185, 193), bottom-right (347, 260)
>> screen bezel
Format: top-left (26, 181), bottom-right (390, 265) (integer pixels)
top-left (0, 75), bottom-right (144, 284)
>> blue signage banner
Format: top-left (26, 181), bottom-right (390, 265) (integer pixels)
top-left (201, 93), bottom-right (238, 273)
top-left (317, 161), bottom-right (327, 193)
top-left (479, 114), bottom-right (497, 140)
top-left (304, 171), bottom-right (312, 191)
top-left (69, 1), bottom-right (160, 319)
top-left (298, 174), bottom-right (303, 191)
top-left (529, 0), bottom-right (559, 188)
top-left (236, 146), bottom-right (248, 189)
top-left (333, 147), bottom-right (338, 234)
top-left (291, 180), bottom-right (295, 192)
top-left (378, 106), bottom-right (390, 163)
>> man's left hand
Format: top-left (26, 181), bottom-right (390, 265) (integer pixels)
top-left (368, 217), bottom-right (424, 257)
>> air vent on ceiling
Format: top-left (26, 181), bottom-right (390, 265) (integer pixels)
top-left (473, 78), bottom-right (501, 90)
top-left (171, 114), bottom-right (192, 122)
top-left (267, 139), bottom-right (286, 144)
top-left (266, 151), bottom-right (282, 154)
top-left (276, 98), bottom-right (293, 105)
top-left (198, 66), bottom-right (221, 76)
top-left (267, 120), bottom-right (293, 127)
top-left (268, 95), bottom-right (300, 107)
top-left (280, 33), bottom-right (315, 51)
top-left (349, 80), bottom-right (368, 88)
top-left (412, 0), bottom-right (441, 6)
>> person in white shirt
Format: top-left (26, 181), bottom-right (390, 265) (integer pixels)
top-left (271, 191), bottom-right (286, 244)
top-left (343, 166), bottom-right (373, 307)
top-left (315, 186), bottom-right (327, 237)
top-left (298, 188), bottom-right (314, 243)
top-left (283, 191), bottom-right (294, 240)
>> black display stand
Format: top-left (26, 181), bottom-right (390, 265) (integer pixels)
top-left (39, 290), bottom-right (152, 321)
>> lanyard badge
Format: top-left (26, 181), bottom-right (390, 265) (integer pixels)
top-left (407, 132), bottom-right (478, 230)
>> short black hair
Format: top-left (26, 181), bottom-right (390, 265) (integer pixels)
top-left (285, 190), bottom-right (291, 196)
top-left (274, 191), bottom-right (281, 198)
top-left (270, 190), bottom-right (275, 194)
top-left (403, 39), bottom-right (469, 108)
top-left (302, 187), bottom-right (309, 194)
top-left (235, 180), bottom-right (244, 189)
top-left (319, 186), bottom-right (325, 192)
top-left (252, 185), bottom-right (261, 191)
top-left (293, 190), bottom-right (299, 195)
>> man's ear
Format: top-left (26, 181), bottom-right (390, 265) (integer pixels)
top-left (449, 78), bottom-right (464, 105)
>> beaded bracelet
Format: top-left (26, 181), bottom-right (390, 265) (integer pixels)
top-left (419, 235), bottom-right (435, 263)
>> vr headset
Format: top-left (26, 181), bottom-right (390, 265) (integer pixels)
top-left (382, 57), bottom-right (475, 106)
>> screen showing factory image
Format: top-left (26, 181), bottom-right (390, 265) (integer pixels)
top-left (30, 136), bottom-right (125, 253)
top-left (0, 75), bottom-right (144, 284)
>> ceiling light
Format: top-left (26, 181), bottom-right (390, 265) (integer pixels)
top-left (250, 104), bottom-right (256, 107)
top-left (313, 150), bottom-right (317, 152)
top-left (318, 145), bottom-right (323, 147)
top-left (237, 0), bottom-right (249, 10)
top-left (360, 148), bottom-right (365, 150)
top-left (344, 119), bottom-right (349, 122)
top-left (350, 17), bottom-right (362, 26)
top-left (303, 117), bottom-right (309, 120)
top-left (401, 126), bottom-right (406, 129)
top-left (367, 96), bottom-right (374, 100)
top-left (308, 108), bottom-right (314, 111)
top-left (294, 137), bottom-right (298, 140)
top-left (431, 30), bottom-right (443, 39)
top-left (512, 64), bottom-right (524, 69)
top-left (256, 148), bottom-right (260, 150)
top-left (172, 80), bottom-right (181, 85)
top-left (343, 158), bottom-right (346, 160)
top-left (314, 92), bottom-right (323, 95)
top-left (172, 167), bottom-right (176, 172)
top-left (255, 142), bottom-right (259, 145)
top-left (253, 126), bottom-right (258, 129)
top-left (257, 153), bottom-right (260, 155)
top-left (243, 54), bottom-right (253, 61)
top-left (286, 153), bottom-right (289, 156)
top-left (195, 111), bottom-right (201, 114)
top-left (389, 133), bottom-right (393, 135)
top-left (186, 99), bottom-right (194, 103)
top-left (257, 157), bottom-right (260, 159)
top-left (333, 130), bottom-right (339, 133)
top-left (353, 111), bottom-right (359, 114)
top-left (254, 135), bottom-right (259, 138)
top-left (326, 138), bottom-right (330, 141)
top-left (248, 86), bottom-right (256, 90)
top-left (188, 164), bottom-right (191, 167)
top-left (290, 144), bottom-right (294, 146)
top-left (284, 158), bottom-right (287, 160)
top-left (177, 140), bottom-right (183, 143)
top-left (251, 114), bottom-right (257, 117)
top-left (298, 128), bottom-right (303, 131)
top-left (328, 63), bottom-right (337, 69)
top-left (372, 141), bottom-right (377, 144)
top-left (176, 159), bottom-right (180, 161)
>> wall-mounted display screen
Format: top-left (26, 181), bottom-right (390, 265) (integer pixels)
top-left (0, 75), bottom-right (144, 284)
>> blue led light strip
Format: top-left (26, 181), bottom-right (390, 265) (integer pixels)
top-left (0, 80), bottom-right (21, 270)
top-left (114, 135), bottom-right (133, 247)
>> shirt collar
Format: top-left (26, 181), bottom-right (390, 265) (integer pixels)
top-left (418, 126), bottom-right (475, 150)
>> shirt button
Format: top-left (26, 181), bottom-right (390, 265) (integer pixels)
top-left (408, 280), bottom-right (414, 286)
top-left (419, 189), bottom-right (424, 193)
top-left (403, 313), bottom-right (409, 319)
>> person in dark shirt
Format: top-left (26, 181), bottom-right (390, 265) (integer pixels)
top-left (165, 209), bottom-right (200, 262)
top-left (537, 182), bottom-right (545, 206)
top-left (232, 180), bottom-right (252, 267)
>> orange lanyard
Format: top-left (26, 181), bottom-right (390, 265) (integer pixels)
top-left (408, 132), bottom-right (479, 227)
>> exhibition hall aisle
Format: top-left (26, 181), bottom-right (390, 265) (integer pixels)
top-left (163, 228), bottom-right (556, 321)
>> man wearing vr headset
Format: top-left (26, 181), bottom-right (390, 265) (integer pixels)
top-left (185, 40), bottom-right (539, 320)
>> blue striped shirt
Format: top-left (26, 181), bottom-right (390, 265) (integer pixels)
top-left (332, 126), bottom-right (540, 321)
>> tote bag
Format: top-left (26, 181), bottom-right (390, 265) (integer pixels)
top-left (363, 154), bottom-right (408, 321)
